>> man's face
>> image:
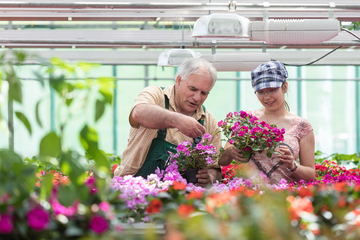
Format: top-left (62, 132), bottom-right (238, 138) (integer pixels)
top-left (174, 70), bottom-right (213, 116)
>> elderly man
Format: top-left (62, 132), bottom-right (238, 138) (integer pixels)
top-left (114, 58), bottom-right (222, 186)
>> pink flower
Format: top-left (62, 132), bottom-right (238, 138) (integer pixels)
top-left (238, 131), bottom-right (245, 137)
top-left (99, 202), bottom-right (110, 212)
top-left (250, 116), bottom-right (258, 124)
top-left (243, 147), bottom-right (251, 152)
top-left (240, 111), bottom-right (248, 118)
top-left (0, 214), bottom-right (13, 234)
top-left (226, 112), bottom-right (233, 118)
top-left (27, 208), bottom-right (50, 231)
top-left (51, 199), bottom-right (78, 216)
top-left (203, 133), bottom-right (212, 141)
top-left (229, 140), bottom-right (234, 145)
top-left (262, 129), bottom-right (269, 135)
top-left (90, 215), bottom-right (108, 234)
top-left (240, 126), bottom-right (249, 133)
top-left (275, 136), bottom-right (284, 142)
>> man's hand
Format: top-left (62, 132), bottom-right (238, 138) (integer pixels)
top-left (196, 169), bottom-right (212, 187)
top-left (175, 115), bottom-right (205, 139)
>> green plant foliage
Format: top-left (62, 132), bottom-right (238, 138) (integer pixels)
top-left (0, 149), bottom-right (36, 206)
top-left (39, 132), bottom-right (61, 158)
top-left (95, 99), bottom-right (106, 122)
top-left (15, 111), bottom-right (32, 135)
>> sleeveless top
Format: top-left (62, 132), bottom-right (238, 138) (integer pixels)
top-left (245, 110), bottom-right (313, 184)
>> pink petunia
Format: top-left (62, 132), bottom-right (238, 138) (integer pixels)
top-left (203, 133), bottom-right (212, 141)
top-left (0, 214), bottom-right (13, 234)
top-left (27, 208), bottom-right (50, 231)
top-left (90, 215), bottom-right (108, 234)
top-left (99, 202), bottom-right (110, 212)
top-left (229, 140), bottom-right (234, 145)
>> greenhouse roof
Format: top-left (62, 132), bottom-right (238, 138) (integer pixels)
top-left (0, 0), bottom-right (360, 65)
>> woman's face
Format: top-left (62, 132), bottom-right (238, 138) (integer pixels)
top-left (256, 82), bottom-right (287, 110)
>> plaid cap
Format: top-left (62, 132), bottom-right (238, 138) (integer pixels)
top-left (251, 61), bottom-right (288, 92)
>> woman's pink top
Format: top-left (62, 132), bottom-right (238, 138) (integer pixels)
top-left (244, 110), bottom-right (313, 184)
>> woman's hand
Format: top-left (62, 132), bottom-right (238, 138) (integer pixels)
top-left (277, 145), bottom-right (296, 170)
top-left (219, 143), bottom-right (248, 166)
top-left (226, 145), bottom-right (248, 163)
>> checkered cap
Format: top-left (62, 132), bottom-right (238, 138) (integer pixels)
top-left (251, 61), bottom-right (288, 92)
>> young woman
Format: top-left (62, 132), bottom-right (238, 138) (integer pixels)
top-left (219, 61), bottom-right (315, 183)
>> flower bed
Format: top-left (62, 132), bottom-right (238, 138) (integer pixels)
top-left (1, 153), bottom-right (360, 239)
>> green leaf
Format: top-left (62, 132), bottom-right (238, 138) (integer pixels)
top-left (7, 73), bottom-right (22, 103)
top-left (35, 99), bottom-right (43, 128)
top-left (40, 173), bottom-right (53, 200)
top-left (49, 74), bottom-right (65, 94)
top-left (95, 99), bottom-right (105, 122)
top-left (99, 87), bottom-right (113, 104)
top-left (13, 51), bottom-right (28, 63)
top-left (32, 70), bottom-right (45, 87)
top-left (15, 111), bottom-right (32, 135)
top-left (242, 151), bottom-right (251, 160)
top-left (79, 125), bottom-right (98, 155)
top-left (266, 152), bottom-right (272, 158)
top-left (39, 132), bottom-right (61, 158)
top-left (58, 185), bottom-right (77, 207)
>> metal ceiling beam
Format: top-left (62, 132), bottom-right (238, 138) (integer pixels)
top-left (0, 30), bottom-right (359, 49)
top-left (0, 2), bottom-right (360, 11)
top-left (2, 49), bottom-right (360, 66)
top-left (0, 1), bottom-right (360, 21)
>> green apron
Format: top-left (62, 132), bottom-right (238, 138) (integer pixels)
top-left (134, 92), bottom-right (205, 178)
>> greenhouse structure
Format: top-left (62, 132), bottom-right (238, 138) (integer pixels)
top-left (1, 0), bottom-right (360, 239)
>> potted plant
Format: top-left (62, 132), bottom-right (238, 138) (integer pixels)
top-left (219, 111), bottom-right (285, 161)
top-left (167, 134), bottom-right (219, 184)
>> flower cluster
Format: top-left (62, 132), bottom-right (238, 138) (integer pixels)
top-left (219, 111), bottom-right (285, 159)
top-left (168, 133), bottom-right (218, 172)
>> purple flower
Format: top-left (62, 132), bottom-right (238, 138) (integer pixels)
top-left (206, 155), bottom-right (214, 165)
top-left (0, 214), bottom-right (13, 234)
top-left (244, 179), bottom-right (252, 188)
top-left (27, 208), bottom-right (50, 231)
top-left (90, 215), bottom-right (108, 234)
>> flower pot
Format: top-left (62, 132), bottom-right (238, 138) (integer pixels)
top-left (184, 168), bottom-right (199, 184)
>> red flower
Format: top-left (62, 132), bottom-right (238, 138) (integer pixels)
top-left (287, 196), bottom-right (314, 220)
top-left (178, 204), bottom-right (195, 218)
top-left (111, 164), bottom-right (118, 174)
top-left (186, 191), bottom-right (203, 200)
top-left (89, 215), bottom-right (108, 234)
top-left (146, 199), bottom-right (163, 214)
top-left (298, 186), bottom-right (314, 198)
top-left (172, 181), bottom-right (186, 190)
top-left (27, 208), bottom-right (50, 231)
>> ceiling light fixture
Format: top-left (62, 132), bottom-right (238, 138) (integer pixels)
top-left (192, 13), bottom-right (341, 44)
top-left (157, 49), bottom-right (201, 67)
